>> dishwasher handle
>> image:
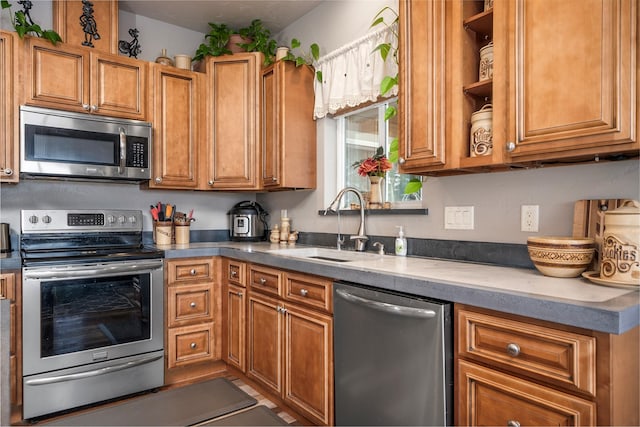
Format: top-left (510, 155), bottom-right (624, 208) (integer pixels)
top-left (335, 288), bottom-right (436, 318)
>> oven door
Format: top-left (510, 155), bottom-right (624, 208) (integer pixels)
top-left (22, 258), bottom-right (164, 376)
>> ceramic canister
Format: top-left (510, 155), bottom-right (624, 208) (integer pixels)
top-left (600, 199), bottom-right (640, 284)
top-left (470, 104), bottom-right (493, 157)
top-left (479, 41), bottom-right (493, 81)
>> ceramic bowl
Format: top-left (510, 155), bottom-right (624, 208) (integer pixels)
top-left (527, 236), bottom-right (596, 278)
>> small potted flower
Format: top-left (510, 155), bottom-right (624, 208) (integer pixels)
top-left (353, 147), bottom-right (392, 207)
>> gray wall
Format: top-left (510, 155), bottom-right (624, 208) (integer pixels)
top-left (1, 0), bottom-right (638, 246)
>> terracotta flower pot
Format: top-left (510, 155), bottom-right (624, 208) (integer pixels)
top-left (226, 34), bottom-right (252, 53)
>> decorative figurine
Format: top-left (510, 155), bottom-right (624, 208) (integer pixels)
top-left (16, 0), bottom-right (35, 27)
top-left (79, 0), bottom-right (100, 48)
top-left (119, 28), bottom-right (142, 58)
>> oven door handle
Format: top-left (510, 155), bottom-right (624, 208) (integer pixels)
top-left (23, 260), bottom-right (162, 279)
top-left (24, 354), bottom-right (163, 386)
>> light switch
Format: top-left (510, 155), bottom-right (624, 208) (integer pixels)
top-left (444, 206), bottom-right (475, 230)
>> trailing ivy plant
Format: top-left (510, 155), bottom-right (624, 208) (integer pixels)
top-left (193, 22), bottom-right (233, 62)
top-left (237, 19), bottom-right (278, 66)
top-left (282, 38), bottom-right (322, 82)
top-left (371, 6), bottom-right (422, 196)
top-left (1, 0), bottom-right (61, 44)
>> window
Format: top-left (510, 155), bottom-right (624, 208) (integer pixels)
top-left (336, 99), bottom-right (422, 209)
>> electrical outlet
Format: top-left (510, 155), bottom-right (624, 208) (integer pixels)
top-left (521, 205), bottom-right (539, 232)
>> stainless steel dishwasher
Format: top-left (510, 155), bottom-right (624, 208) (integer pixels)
top-left (333, 282), bottom-right (453, 426)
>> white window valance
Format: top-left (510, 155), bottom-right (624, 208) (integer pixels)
top-left (313, 24), bottom-right (398, 119)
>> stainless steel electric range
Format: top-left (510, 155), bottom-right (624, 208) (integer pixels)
top-left (20, 209), bottom-right (164, 420)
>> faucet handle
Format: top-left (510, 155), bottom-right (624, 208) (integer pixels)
top-left (336, 236), bottom-right (345, 250)
top-left (372, 242), bottom-right (385, 255)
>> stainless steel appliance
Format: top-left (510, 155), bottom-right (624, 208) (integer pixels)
top-left (333, 282), bottom-right (453, 426)
top-left (20, 209), bottom-right (164, 420)
top-left (20, 106), bottom-right (152, 182)
top-left (228, 201), bottom-right (269, 241)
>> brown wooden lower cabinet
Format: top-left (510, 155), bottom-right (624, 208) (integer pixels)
top-left (457, 359), bottom-right (595, 426)
top-left (1, 271), bottom-right (22, 424)
top-left (246, 264), bottom-right (334, 426)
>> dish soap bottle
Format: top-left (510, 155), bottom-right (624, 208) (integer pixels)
top-left (395, 226), bottom-right (407, 256)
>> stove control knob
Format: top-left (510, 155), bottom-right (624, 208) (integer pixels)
top-left (29, 215), bottom-right (39, 224)
top-left (118, 215), bottom-right (126, 224)
top-left (42, 215), bottom-right (52, 224)
top-left (107, 215), bottom-right (117, 224)
top-left (128, 216), bottom-right (137, 224)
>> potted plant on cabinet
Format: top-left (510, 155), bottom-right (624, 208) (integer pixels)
top-left (1, 0), bottom-right (61, 44)
top-left (193, 22), bottom-right (233, 62)
top-left (236, 19), bottom-right (277, 65)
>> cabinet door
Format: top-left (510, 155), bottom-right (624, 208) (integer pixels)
top-left (457, 359), bottom-right (595, 426)
top-left (262, 61), bottom-right (316, 190)
top-left (201, 53), bottom-right (261, 190)
top-left (284, 303), bottom-right (334, 426)
top-left (25, 37), bottom-right (89, 112)
top-left (223, 283), bottom-right (246, 372)
top-left (91, 52), bottom-right (147, 120)
top-left (506, 0), bottom-right (638, 161)
top-left (247, 292), bottom-right (282, 395)
top-left (149, 64), bottom-right (200, 188)
top-left (399, 0), bottom-right (449, 172)
top-left (0, 31), bottom-right (18, 182)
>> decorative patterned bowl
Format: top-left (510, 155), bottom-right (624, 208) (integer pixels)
top-left (527, 236), bottom-right (596, 278)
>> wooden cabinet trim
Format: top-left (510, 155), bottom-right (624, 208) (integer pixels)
top-left (0, 31), bottom-right (18, 183)
top-left (225, 259), bottom-right (247, 287)
top-left (167, 283), bottom-right (214, 328)
top-left (248, 264), bottom-right (283, 297)
top-left (167, 258), bottom-right (215, 283)
top-left (284, 271), bottom-right (332, 313)
top-left (167, 323), bottom-right (215, 368)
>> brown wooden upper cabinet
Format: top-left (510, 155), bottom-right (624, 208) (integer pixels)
top-left (147, 63), bottom-right (202, 189)
top-left (0, 30), bottom-right (18, 183)
top-left (261, 61), bottom-right (316, 190)
top-left (23, 36), bottom-right (147, 120)
top-left (400, 0), bottom-right (638, 175)
top-left (197, 52), bottom-right (262, 190)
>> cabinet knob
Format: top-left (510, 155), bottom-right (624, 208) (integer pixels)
top-left (208, 180), bottom-right (214, 186)
top-left (506, 141), bottom-right (516, 152)
top-left (190, 342), bottom-right (197, 349)
top-left (82, 103), bottom-right (91, 111)
top-left (398, 157), bottom-right (406, 165)
top-left (272, 177), bottom-right (277, 182)
top-left (230, 270), bottom-right (238, 277)
top-left (155, 177), bottom-right (162, 183)
top-left (91, 105), bottom-right (99, 112)
top-left (259, 277), bottom-right (266, 285)
top-left (190, 269), bottom-right (197, 275)
top-left (3, 168), bottom-right (12, 176)
top-left (507, 420), bottom-right (520, 427)
top-left (506, 343), bottom-right (521, 357)
top-left (300, 289), bottom-right (308, 297)
top-left (190, 302), bottom-right (196, 308)
top-left (237, 291), bottom-right (243, 297)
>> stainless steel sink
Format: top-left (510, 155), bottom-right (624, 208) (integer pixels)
top-left (266, 247), bottom-right (383, 262)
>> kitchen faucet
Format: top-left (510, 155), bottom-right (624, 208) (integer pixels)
top-left (324, 187), bottom-right (368, 251)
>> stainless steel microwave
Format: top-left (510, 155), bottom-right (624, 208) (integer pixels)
top-left (20, 105), bottom-right (152, 182)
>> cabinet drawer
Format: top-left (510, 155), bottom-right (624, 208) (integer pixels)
top-left (167, 283), bottom-right (214, 327)
top-left (457, 359), bottom-right (595, 426)
top-left (225, 259), bottom-right (246, 287)
top-left (0, 273), bottom-right (15, 300)
top-left (285, 272), bottom-right (332, 313)
top-left (457, 308), bottom-right (596, 395)
top-left (249, 265), bottom-right (282, 297)
top-left (167, 323), bottom-right (215, 368)
top-left (167, 258), bottom-right (214, 284)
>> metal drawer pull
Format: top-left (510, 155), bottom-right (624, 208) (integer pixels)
top-left (231, 270), bottom-right (238, 277)
top-left (190, 342), bottom-right (197, 349)
top-left (237, 292), bottom-right (243, 297)
top-left (506, 343), bottom-right (521, 357)
top-left (24, 354), bottom-right (163, 386)
top-left (300, 289), bottom-right (308, 297)
top-left (259, 277), bottom-right (266, 285)
top-left (507, 420), bottom-right (520, 427)
top-left (190, 302), bottom-right (196, 308)
top-left (190, 269), bottom-right (197, 275)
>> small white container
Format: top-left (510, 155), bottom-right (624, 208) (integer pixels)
top-left (479, 41), bottom-right (493, 81)
top-left (276, 47), bottom-right (289, 61)
top-left (470, 104), bottom-right (493, 157)
top-left (174, 54), bottom-right (192, 70)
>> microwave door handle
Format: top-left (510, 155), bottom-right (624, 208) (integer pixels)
top-left (119, 127), bottom-right (126, 174)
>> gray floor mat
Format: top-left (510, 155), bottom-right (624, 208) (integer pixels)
top-left (43, 378), bottom-right (257, 426)
top-left (198, 405), bottom-right (288, 426)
